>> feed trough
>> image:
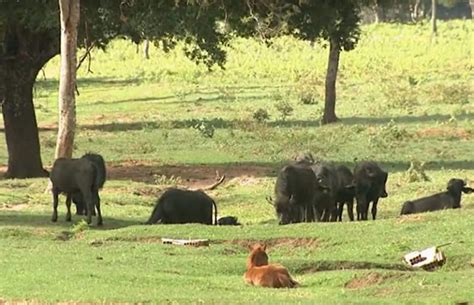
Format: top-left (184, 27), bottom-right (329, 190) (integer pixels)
top-left (403, 246), bottom-right (446, 271)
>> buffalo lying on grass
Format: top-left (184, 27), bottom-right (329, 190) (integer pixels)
top-left (72, 153), bottom-right (106, 216)
top-left (400, 178), bottom-right (473, 215)
top-left (334, 165), bottom-right (356, 221)
top-left (145, 188), bottom-right (218, 225)
top-left (353, 161), bottom-right (388, 221)
top-left (50, 153), bottom-right (105, 226)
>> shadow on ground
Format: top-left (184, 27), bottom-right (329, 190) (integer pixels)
top-left (0, 211), bottom-right (140, 230)
top-left (106, 160), bottom-right (474, 184)
top-left (297, 260), bottom-right (412, 273)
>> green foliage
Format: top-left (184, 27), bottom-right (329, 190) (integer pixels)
top-left (153, 174), bottom-right (182, 186)
top-left (403, 161), bottom-right (431, 183)
top-left (245, 0), bottom-right (362, 51)
top-left (252, 108), bottom-right (271, 123)
top-left (192, 119), bottom-right (216, 138)
top-left (275, 100), bottom-right (294, 120)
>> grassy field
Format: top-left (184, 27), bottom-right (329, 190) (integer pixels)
top-left (0, 20), bottom-right (473, 304)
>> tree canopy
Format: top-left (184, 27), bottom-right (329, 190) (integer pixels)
top-left (0, 0), bottom-right (366, 177)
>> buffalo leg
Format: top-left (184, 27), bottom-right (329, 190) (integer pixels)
top-left (329, 202), bottom-right (338, 222)
top-left (95, 192), bottom-right (103, 226)
top-left (321, 209), bottom-right (330, 222)
top-left (337, 202), bottom-right (344, 221)
top-left (371, 199), bottom-right (379, 220)
top-left (51, 188), bottom-right (59, 222)
top-left (347, 201), bottom-right (354, 221)
top-left (82, 191), bottom-right (93, 225)
top-left (65, 194), bottom-right (72, 222)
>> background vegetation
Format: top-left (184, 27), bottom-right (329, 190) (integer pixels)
top-left (0, 21), bottom-right (473, 304)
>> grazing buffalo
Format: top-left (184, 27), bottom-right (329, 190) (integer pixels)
top-left (272, 164), bottom-right (321, 224)
top-left (311, 162), bottom-right (339, 222)
top-left (334, 165), bottom-right (356, 221)
top-left (145, 188), bottom-right (217, 225)
top-left (50, 153), bottom-right (105, 226)
top-left (400, 178), bottom-right (473, 215)
top-left (353, 161), bottom-right (388, 221)
top-left (72, 153), bottom-right (106, 216)
top-left (217, 216), bottom-right (241, 226)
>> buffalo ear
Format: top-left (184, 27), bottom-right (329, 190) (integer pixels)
top-left (262, 244), bottom-right (267, 251)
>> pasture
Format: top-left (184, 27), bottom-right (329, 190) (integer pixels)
top-left (0, 20), bottom-right (473, 304)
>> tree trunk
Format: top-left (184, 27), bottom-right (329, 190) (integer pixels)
top-left (1, 60), bottom-right (49, 178)
top-left (55, 0), bottom-right (80, 159)
top-left (431, 0), bottom-right (437, 35)
top-left (322, 38), bottom-right (340, 125)
top-left (374, 2), bottom-right (385, 23)
top-left (470, 0), bottom-right (474, 18)
top-left (413, 0), bottom-right (422, 21)
top-left (144, 39), bottom-right (150, 59)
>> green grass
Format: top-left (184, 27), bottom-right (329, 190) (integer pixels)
top-left (0, 20), bottom-right (473, 304)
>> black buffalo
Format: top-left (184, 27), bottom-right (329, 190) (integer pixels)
top-left (353, 161), bottom-right (388, 221)
top-left (50, 153), bottom-right (105, 226)
top-left (311, 162), bottom-right (339, 222)
top-left (72, 153), bottom-right (106, 216)
top-left (400, 178), bottom-right (473, 215)
top-left (145, 188), bottom-right (217, 225)
top-left (217, 216), bottom-right (241, 226)
top-left (334, 165), bottom-right (356, 221)
top-left (272, 164), bottom-right (321, 224)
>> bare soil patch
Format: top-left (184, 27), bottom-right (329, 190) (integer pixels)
top-left (396, 214), bottom-right (426, 224)
top-left (0, 204), bottom-right (29, 211)
top-left (416, 127), bottom-right (471, 140)
top-left (223, 237), bottom-right (320, 250)
top-left (344, 272), bottom-right (409, 290)
top-left (107, 160), bottom-right (275, 188)
top-left (345, 272), bottom-right (385, 289)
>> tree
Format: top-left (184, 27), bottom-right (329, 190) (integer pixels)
top-left (244, 1), bottom-right (361, 124)
top-left (0, 1), bottom-right (234, 178)
top-left (432, 0), bottom-right (438, 34)
top-left (55, 0), bottom-right (80, 159)
top-left (0, 2), bottom-right (58, 178)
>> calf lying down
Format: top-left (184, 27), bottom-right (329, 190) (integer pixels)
top-left (400, 178), bottom-right (473, 215)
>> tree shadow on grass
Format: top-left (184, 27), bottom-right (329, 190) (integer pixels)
top-left (105, 160), bottom-right (474, 184)
top-left (58, 112), bottom-right (474, 133)
top-left (0, 211), bottom-right (140, 231)
top-left (296, 260), bottom-right (412, 273)
top-left (35, 77), bottom-right (142, 91)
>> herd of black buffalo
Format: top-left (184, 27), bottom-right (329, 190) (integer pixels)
top-left (49, 153), bottom-right (473, 226)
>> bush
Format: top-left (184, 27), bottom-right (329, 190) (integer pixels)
top-left (252, 108), bottom-right (270, 123)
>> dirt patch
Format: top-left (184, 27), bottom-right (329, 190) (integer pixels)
top-left (99, 235), bottom-right (163, 244)
top-left (223, 237), bottom-right (320, 250)
top-left (345, 272), bottom-right (409, 290)
top-left (396, 214), bottom-right (426, 224)
top-left (107, 160), bottom-right (275, 188)
top-left (345, 272), bottom-right (385, 289)
top-left (416, 127), bottom-right (471, 140)
top-left (0, 204), bottom-right (29, 211)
